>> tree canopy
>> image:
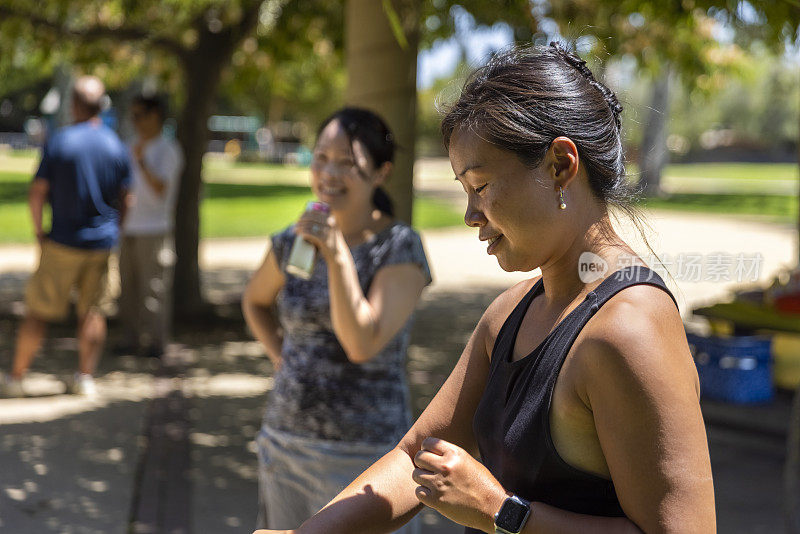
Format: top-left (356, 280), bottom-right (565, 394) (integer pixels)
top-left (1, 0), bottom-right (798, 304)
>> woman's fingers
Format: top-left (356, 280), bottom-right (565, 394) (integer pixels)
top-left (421, 436), bottom-right (452, 455)
top-left (413, 449), bottom-right (443, 472)
top-left (414, 484), bottom-right (434, 505)
top-left (295, 212), bottom-right (337, 253)
top-left (294, 220), bottom-right (327, 246)
top-left (411, 466), bottom-right (438, 487)
top-left (297, 210), bottom-right (330, 227)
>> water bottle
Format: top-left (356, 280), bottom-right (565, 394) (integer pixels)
top-left (286, 201), bottom-right (330, 279)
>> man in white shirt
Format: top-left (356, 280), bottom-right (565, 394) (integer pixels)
top-left (118, 94), bottom-right (183, 358)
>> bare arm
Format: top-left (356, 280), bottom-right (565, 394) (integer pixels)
top-left (251, 289), bottom-right (499, 534)
top-left (137, 160), bottom-right (167, 196)
top-left (242, 248), bottom-right (286, 369)
top-left (118, 188), bottom-right (133, 228)
top-left (567, 287), bottom-right (715, 533)
top-left (29, 177), bottom-right (49, 243)
top-left (133, 142), bottom-right (167, 196)
top-left (399, 285), bottom-right (714, 534)
top-left (326, 251), bottom-right (428, 363)
top-left (253, 283), bottom-right (714, 534)
top-left (295, 214), bottom-right (428, 364)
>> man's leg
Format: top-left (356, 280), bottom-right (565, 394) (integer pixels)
top-left (14, 239), bottom-right (75, 380)
top-left (138, 234), bottom-right (173, 356)
top-left (11, 314), bottom-right (47, 379)
top-left (117, 235), bottom-right (140, 350)
top-left (75, 249), bottom-right (111, 376)
top-left (77, 310), bottom-right (106, 376)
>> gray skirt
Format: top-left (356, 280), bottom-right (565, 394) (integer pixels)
top-left (256, 423), bottom-right (421, 533)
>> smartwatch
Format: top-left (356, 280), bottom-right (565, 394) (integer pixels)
top-left (493, 494), bottom-right (531, 534)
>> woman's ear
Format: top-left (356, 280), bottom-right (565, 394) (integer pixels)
top-left (546, 136), bottom-right (580, 191)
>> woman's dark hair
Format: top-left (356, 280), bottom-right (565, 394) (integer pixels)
top-left (441, 42), bottom-right (658, 262)
top-left (132, 93), bottom-right (168, 123)
top-left (442, 42), bottom-right (627, 204)
top-left (317, 107), bottom-right (395, 217)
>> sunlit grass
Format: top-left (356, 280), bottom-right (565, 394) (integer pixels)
top-left (0, 173), bottom-right (464, 242)
top-left (660, 163), bottom-right (798, 181)
top-left (642, 192), bottom-right (797, 221)
top-left (1, 151), bottom-right (797, 244)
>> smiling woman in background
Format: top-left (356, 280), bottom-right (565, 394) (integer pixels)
top-left (254, 43), bottom-right (715, 534)
top-left (242, 107), bottom-right (431, 533)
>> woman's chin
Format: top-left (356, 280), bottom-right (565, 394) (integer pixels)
top-left (496, 253), bottom-right (537, 273)
top-left (495, 255), bottom-right (516, 272)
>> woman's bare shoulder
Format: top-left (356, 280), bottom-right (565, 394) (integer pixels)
top-left (477, 275), bottom-right (541, 352)
top-left (589, 283), bottom-right (681, 335)
top-left (486, 276), bottom-right (539, 319)
top-left (574, 283), bottom-right (695, 392)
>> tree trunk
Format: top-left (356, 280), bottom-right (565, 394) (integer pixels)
top-left (638, 68), bottom-right (671, 197)
top-left (173, 76), bottom-right (215, 317)
top-left (345, 0), bottom-right (420, 224)
top-left (171, 6), bottom-right (263, 318)
top-left (172, 46), bottom-right (233, 317)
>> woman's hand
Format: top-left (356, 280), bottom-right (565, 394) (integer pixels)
top-left (253, 530), bottom-right (294, 534)
top-left (412, 437), bottom-right (507, 533)
top-left (294, 209), bottom-right (342, 262)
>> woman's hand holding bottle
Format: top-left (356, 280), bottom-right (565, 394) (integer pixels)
top-left (294, 203), bottom-right (342, 263)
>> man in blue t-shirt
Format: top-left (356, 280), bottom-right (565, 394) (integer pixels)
top-left (1, 76), bottom-right (132, 398)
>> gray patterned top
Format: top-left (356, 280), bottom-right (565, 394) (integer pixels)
top-left (263, 221), bottom-right (432, 444)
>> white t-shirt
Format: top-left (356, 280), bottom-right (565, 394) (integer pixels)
top-left (123, 135), bottom-right (184, 235)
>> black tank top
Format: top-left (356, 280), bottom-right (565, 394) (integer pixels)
top-left (467, 266), bottom-right (677, 532)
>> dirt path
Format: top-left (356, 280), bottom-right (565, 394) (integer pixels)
top-left (0, 210), bottom-right (794, 533)
top-left (2, 208), bottom-right (792, 320)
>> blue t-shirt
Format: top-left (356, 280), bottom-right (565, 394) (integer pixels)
top-left (36, 121), bottom-right (132, 249)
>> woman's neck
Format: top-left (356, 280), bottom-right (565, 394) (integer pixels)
top-left (538, 212), bottom-right (641, 309)
top-left (332, 207), bottom-right (385, 245)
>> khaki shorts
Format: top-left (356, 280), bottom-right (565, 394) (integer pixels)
top-left (25, 239), bottom-right (111, 321)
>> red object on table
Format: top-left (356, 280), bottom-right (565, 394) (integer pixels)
top-left (774, 294), bottom-right (800, 315)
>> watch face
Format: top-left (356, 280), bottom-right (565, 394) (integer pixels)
top-left (496, 497), bottom-right (529, 531)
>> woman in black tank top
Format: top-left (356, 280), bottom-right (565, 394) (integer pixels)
top-left (255, 43), bottom-right (715, 534)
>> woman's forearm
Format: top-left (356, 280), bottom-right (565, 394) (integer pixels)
top-left (521, 502), bottom-right (642, 534)
top-left (325, 247), bottom-right (380, 363)
top-left (297, 447), bottom-right (424, 534)
top-left (137, 159), bottom-right (167, 196)
top-left (242, 298), bottom-right (283, 368)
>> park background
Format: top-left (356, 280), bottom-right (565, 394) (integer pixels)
top-left (0, 1), bottom-right (799, 533)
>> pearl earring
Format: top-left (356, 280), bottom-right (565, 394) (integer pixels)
top-left (558, 187), bottom-right (567, 210)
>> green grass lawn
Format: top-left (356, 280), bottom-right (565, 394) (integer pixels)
top-left (616, 162), bottom-right (798, 182)
top-left (203, 157), bottom-right (309, 184)
top-left (643, 192), bottom-right (797, 221)
top-left (0, 169), bottom-right (464, 243)
top-left (660, 162), bottom-right (798, 181)
top-left (202, 183), bottom-right (464, 238)
top-left (1, 151), bottom-right (797, 244)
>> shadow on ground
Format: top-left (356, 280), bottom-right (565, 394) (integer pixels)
top-left (0, 269), bottom-right (788, 533)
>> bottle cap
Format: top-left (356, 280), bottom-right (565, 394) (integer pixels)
top-left (306, 201), bottom-right (330, 213)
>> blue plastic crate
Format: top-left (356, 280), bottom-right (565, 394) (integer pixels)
top-left (686, 333), bottom-right (773, 404)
